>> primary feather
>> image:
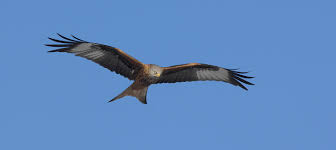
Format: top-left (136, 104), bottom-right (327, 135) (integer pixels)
top-left (46, 34), bottom-right (254, 104)
top-left (156, 63), bottom-right (254, 90)
top-left (46, 34), bottom-right (143, 80)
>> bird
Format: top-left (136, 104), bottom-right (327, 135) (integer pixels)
top-left (46, 34), bottom-right (254, 104)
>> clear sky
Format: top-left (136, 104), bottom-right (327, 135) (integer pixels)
top-left (1, 0), bottom-right (335, 149)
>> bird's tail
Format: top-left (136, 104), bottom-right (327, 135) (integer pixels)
top-left (108, 82), bottom-right (149, 104)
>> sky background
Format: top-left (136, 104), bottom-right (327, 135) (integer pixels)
top-left (1, 0), bottom-right (335, 149)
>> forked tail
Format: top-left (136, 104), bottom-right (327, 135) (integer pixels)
top-left (108, 82), bottom-right (149, 104)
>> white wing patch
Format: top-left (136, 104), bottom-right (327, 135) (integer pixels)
top-left (69, 43), bottom-right (106, 60)
top-left (46, 34), bottom-right (143, 80)
top-left (196, 68), bottom-right (231, 82)
top-left (82, 51), bottom-right (105, 60)
top-left (70, 43), bottom-right (94, 53)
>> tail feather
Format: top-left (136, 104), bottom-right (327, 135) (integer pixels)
top-left (108, 83), bottom-right (149, 104)
top-left (135, 86), bottom-right (148, 104)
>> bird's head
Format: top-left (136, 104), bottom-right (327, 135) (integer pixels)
top-left (149, 64), bottom-right (163, 78)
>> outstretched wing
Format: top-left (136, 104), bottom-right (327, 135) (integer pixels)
top-left (46, 34), bottom-right (144, 80)
top-left (156, 63), bottom-right (254, 90)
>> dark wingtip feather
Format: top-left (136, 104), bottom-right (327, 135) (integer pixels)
top-left (48, 50), bottom-right (58, 52)
top-left (238, 83), bottom-right (248, 90)
top-left (57, 33), bottom-right (79, 42)
top-left (47, 48), bottom-right (69, 52)
top-left (231, 78), bottom-right (248, 90)
top-left (233, 72), bottom-right (254, 79)
top-left (241, 85), bottom-right (248, 90)
top-left (233, 75), bottom-right (254, 85)
top-left (46, 34), bottom-right (87, 53)
top-left (71, 34), bottom-right (86, 42)
top-left (48, 37), bottom-right (74, 43)
top-left (228, 69), bottom-right (254, 90)
top-left (233, 71), bottom-right (249, 74)
top-left (45, 44), bottom-right (72, 47)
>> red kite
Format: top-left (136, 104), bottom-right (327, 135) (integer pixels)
top-left (46, 34), bottom-right (254, 104)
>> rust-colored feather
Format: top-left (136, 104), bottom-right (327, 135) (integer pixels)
top-left (46, 34), bottom-right (254, 104)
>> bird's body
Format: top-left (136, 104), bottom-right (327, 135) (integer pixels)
top-left (46, 34), bottom-right (254, 104)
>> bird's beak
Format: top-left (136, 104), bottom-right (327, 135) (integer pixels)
top-left (155, 73), bottom-right (161, 77)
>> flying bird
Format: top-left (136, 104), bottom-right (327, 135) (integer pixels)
top-left (46, 34), bottom-right (254, 104)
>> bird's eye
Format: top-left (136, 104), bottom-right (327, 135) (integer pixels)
top-left (153, 71), bottom-right (157, 74)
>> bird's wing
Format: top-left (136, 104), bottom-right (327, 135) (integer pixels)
top-left (46, 34), bottom-right (144, 80)
top-left (156, 63), bottom-right (254, 90)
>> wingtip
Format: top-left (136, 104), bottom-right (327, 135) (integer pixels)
top-left (71, 34), bottom-right (85, 42)
top-left (45, 44), bottom-right (53, 52)
top-left (47, 50), bottom-right (56, 52)
top-left (240, 84), bottom-right (249, 91)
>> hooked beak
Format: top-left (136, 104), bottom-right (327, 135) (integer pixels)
top-left (155, 73), bottom-right (161, 77)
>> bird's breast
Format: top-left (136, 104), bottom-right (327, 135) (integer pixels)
top-left (136, 74), bottom-right (158, 85)
top-left (135, 66), bottom-right (155, 85)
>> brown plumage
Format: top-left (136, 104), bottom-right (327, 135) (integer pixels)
top-left (46, 34), bottom-right (254, 104)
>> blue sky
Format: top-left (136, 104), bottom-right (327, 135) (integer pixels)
top-left (1, 0), bottom-right (335, 149)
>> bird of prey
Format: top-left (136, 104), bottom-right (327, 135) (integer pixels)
top-left (46, 34), bottom-right (254, 104)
